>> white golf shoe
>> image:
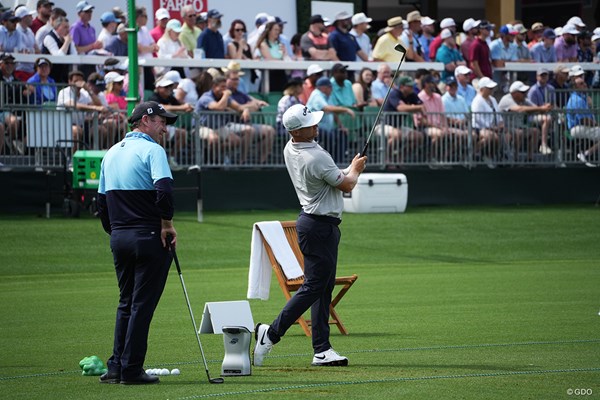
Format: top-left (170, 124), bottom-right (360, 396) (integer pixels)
top-left (253, 323), bottom-right (273, 366)
top-left (311, 348), bottom-right (348, 366)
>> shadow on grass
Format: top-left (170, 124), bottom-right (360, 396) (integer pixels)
top-left (359, 363), bottom-right (536, 372)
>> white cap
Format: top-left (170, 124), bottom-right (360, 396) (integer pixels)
top-left (569, 65), bottom-right (585, 77)
top-left (155, 8), bottom-right (169, 21)
top-left (156, 78), bottom-right (176, 88)
top-left (440, 18), bottom-right (456, 29)
top-left (441, 28), bottom-right (453, 40)
top-left (454, 65), bottom-right (472, 77)
top-left (104, 71), bottom-right (124, 84)
top-left (562, 24), bottom-right (580, 35)
top-left (306, 64), bottom-right (324, 76)
top-left (594, 27), bottom-right (600, 36)
top-left (592, 34), bottom-right (600, 42)
top-left (282, 104), bottom-right (324, 131)
top-left (351, 12), bottom-right (372, 26)
top-left (478, 77), bottom-right (498, 89)
top-left (15, 7), bottom-right (36, 19)
top-left (163, 70), bottom-right (181, 84)
top-left (421, 16), bottom-right (435, 26)
top-left (554, 27), bottom-right (563, 36)
top-left (463, 18), bottom-right (480, 32)
top-left (509, 81), bottom-right (530, 93)
top-left (567, 16), bottom-right (585, 28)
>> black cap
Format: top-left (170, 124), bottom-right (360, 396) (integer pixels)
top-left (1, 10), bottom-right (20, 22)
top-left (331, 63), bottom-right (348, 73)
top-left (309, 14), bottom-right (324, 24)
top-left (283, 77), bottom-right (303, 90)
top-left (128, 101), bottom-right (178, 125)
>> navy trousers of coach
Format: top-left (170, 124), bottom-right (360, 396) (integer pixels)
top-left (269, 213), bottom-right (341, 353)
top-left (107, 229), bottom-right (172, 379)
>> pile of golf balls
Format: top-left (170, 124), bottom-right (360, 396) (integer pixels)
top-left (146, 368), bottom-right (180, 376)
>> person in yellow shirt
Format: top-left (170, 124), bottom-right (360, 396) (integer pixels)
top-left (179, 5), bottom-right (201, 57)
top-left (373, 16), bottom-right (404, 62)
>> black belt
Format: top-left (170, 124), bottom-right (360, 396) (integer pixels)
top-left (299, 211), bottom-right (341, 226)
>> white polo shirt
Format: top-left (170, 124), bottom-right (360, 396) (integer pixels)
top-left (283, 140), bottom-right (345, 219)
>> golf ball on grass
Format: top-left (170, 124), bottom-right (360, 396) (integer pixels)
top-left (160, 368), bottom-right (170, 376)
top-left (170, 368), bottom-right (180, 375)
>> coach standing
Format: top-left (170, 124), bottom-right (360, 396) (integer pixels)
top-left (97, 101), bottom-right (178, 385)
top-left (253, 104), bottom-right (366, 367)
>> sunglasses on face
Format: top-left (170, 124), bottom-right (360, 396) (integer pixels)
top-left (235, 28), bottom-right (245, 32)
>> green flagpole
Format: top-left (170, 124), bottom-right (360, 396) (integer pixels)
top-left (126, 0), bottom-right (139, 115)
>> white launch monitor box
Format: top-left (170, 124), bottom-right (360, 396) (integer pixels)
top-left (343, 173), bottom-right (408, 213)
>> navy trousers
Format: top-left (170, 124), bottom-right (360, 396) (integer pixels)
top-left (107, 229), bottom-right (172, 379)
top-left (269, 212), bottom-right (341, 353)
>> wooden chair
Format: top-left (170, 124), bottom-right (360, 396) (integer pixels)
top-left (256, 221), bottom-right (358, 336)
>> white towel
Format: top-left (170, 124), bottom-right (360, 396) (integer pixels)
top-left (247, 221), bottom-right (304, 300)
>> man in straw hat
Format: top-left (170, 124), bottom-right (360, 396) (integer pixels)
top-left (372, 16), bottom-right (404, 62)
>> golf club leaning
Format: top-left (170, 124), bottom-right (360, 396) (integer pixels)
top-left (168, 237), bottom-right (224, 384)
top-left (360, 43), bottom-right (407, 157)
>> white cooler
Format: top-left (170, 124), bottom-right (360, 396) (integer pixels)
top-left (343, 173), bottom-right (408, 213)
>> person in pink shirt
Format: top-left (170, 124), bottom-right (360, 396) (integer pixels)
top-left (150, 8), bottom-right (169, 43)
top-left (417, 74), bottom-right (460, 163)
top-left (104, 71), bottom-right (127, 110)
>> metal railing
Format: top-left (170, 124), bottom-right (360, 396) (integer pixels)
top-left (2, 106), bottom-right (598, 170)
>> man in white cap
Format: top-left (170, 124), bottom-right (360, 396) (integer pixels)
top-left (460, 18), bottom-right (480, 61)
top-left (567, 16), bottom-right (586, 32)
top-left (419, 16), bottom-right (436, 61)
top-left (299, 63), bottom-right (324, 104)
top-left (430, 17), bottom-right (456, 60)
top-left (498, 80), bottom-right (549, 160)
top-left (455, 65), bottom-right (476, 107)
top-left (471, 77), bottom-right (503, 167)
top-left (329, 11), bottom-right (367, 62)
top-left (150, 8), bottom-right (169, 43)
top-left (401, 10), bottom-right (424, 62)
top-left (350, 12), bottom-right (372, 60)
top-left (14, 5), bottom-right (38, 81)
top-left (555, 24), bottom-right (580, 62)
top-left (253, 103), bottom-right (366, 368)
top-left (435, 28), bottom-right (466, 81)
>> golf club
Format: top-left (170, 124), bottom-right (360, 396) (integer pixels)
top-left (360, 43), bottom-right (407, 157)
top-left (168, 237), bottom-right (224, 384)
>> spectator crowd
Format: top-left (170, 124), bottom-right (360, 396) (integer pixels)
top-left (1, 1), bottom-right (599, 167)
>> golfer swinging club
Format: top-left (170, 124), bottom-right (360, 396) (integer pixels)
top-left (254, 104), bottom-right (367, 366)
top-left (97, 101), bottom-right (178, 385)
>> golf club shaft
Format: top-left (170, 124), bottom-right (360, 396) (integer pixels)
top-left (169, 242), bottom-right (219, 383)
top-left (360, 46), bottom-right (407, 157)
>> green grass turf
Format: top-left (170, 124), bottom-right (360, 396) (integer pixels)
top-left (0, 206), bottom-right (599, 399)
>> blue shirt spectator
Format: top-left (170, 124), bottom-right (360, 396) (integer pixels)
top-left (489, 36), bottom-right (518, 63)
top-left (0, 13), bottom-right (25, 52)
top-left (195, 89), bottom-right (233, 128)
top-left (528, 70), bottom-right (555, 106)
top-left (330, 76), bottom-right (356, 107)
top-left (457, 82), bottom-right (477, 108)
top-left (306, 87), bottom-right (335, 131)
top-left (566, 90), bottom-right (594, 129)
top-left (442, 92), bottom-right (469, 120)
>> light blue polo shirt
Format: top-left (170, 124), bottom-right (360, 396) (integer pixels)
top-left (306, 89), bottom-right (335, 132)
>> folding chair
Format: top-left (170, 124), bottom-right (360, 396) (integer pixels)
top-left (256, 221), bottom-right (358, 336)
